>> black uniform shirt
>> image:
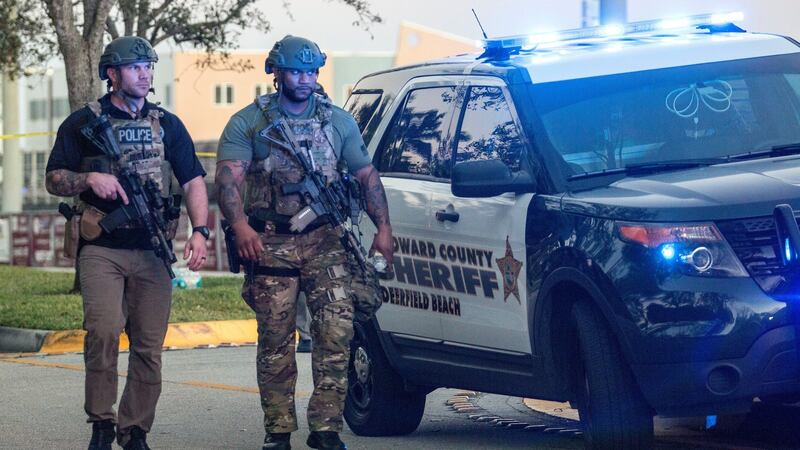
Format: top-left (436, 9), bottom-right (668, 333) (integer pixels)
top-left (46, 93), bottom-right (206, 249)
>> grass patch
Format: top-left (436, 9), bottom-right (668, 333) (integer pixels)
top-left (0, 265), bottom-right (253, 330)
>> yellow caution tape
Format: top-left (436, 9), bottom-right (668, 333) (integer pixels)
top-left (196, 151), bottom-right (217, 158)
top-left (0, 131), bottom-right (56, 140)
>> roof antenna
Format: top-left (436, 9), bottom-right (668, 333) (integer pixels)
top-left (472, 8), bottom-right (488, 40)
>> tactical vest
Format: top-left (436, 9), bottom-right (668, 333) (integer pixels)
top-left (245, 93), bottom-right (340, 218)
top-left (80, 101), bottom-right (172, 199)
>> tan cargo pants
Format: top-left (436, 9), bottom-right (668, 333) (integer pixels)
top-left (78, 245), bottom-right (172, 444)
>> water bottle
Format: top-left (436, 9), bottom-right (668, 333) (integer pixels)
top-left (184, 270), bottom-right (203, 289)
top-left (172, 267), bottom-right (203, 289)
top-left (369, 251), bottom-right (388, 273)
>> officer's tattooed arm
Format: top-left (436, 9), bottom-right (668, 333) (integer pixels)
top-left (45, 169), bottom-right (89, 196)
top-left (215, 159), bottom-right (263, 261)
top-left (354, 164), bottom-right (393, 268)
top-left (215, 160), bottom-right (250, 225)
top-left (46, 169), bottom-right (129, 203)
top-left (354, 164), bottom-right (391, 228)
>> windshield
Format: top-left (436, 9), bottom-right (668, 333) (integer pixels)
top-left (531, 53), bottom-right (800, 179)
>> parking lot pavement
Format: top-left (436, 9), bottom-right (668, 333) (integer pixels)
top-left (0, 347), bottom-right (583, 450)
top-left (3, 346), bottom-right (797, 449)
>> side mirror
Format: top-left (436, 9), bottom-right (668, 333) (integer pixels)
top-left (451, 159), bottom-right (535, 197)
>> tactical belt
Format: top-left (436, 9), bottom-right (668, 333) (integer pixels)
top-left (248, 216), bottom-right (327, 235)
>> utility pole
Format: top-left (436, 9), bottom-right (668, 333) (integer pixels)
top-left (1, 4), bottom-right (22, 214)
top-left (2, 71), bottom-right (22, 213)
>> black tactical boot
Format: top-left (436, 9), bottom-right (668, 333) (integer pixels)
top-left (87, 420), bottom-right (115, 450)
top-left (122, 426), bottom-right (151, 450)
top-left (306, 431), bottom-right (346, 450)
top-left (262, 432), bottom-right (291, 450)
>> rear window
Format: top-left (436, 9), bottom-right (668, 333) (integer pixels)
top-left (344, 90), bottom-right (383, 135)
top-left (376, 86), bottom-right (456, 178)
top-left (455, 86), bottom-right (524, 173)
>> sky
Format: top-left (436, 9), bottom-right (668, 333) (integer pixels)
top-left (225, 0), bottom-right (800, 54)
top-left (235, 0), bottom-right (584, 52)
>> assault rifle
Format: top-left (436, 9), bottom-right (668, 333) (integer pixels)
top-left (81, 114), bottom-right (179, 279)
top-left (272, 121), bottom-right (369, 270)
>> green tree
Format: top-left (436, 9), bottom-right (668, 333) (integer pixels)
top-left (0, 0), bottom-right (381, 110)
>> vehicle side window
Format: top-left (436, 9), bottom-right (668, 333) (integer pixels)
top-left (377, 86), bottom-right (456, 177)
top-left (344, 91), bottom-right (382, 136)
top-left (455, 86), bottom-right (523, 173)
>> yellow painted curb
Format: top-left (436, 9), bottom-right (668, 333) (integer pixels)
top-left (38, 319), bottom-right (258, 354)
top-left (163, 319), bottom-right (257, 348)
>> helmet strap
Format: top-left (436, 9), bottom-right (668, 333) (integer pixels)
top-left (274, 69), bottom-right (284, 96)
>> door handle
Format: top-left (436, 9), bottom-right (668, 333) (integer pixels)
top-left (435, 209), bottom-right (460, 223)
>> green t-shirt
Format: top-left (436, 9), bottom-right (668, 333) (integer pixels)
top-left (217, 94), bottom-right (371, 172)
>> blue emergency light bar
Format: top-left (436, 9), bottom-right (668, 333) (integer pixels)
top-left (482, 12), bottom-right (745, 51)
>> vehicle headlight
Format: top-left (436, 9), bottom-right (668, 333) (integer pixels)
top-left (616, 222), bottom-right (748, 277)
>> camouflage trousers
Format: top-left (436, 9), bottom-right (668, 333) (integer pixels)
top-left (242, 224), bottom-right (354, 433)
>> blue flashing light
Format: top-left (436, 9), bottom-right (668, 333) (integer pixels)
top-left (481, 11), bottom-right (745, 51)
top-left (705, 415), bottom-right (717, 430)
top-left (657, 17), bottom-right (692, 31)
top-left (600, 24), bottom-right (625, 37)
top-left (661, 244), bottom-right (677, 261)
top-left (785, 238), bottom-right (793, 262)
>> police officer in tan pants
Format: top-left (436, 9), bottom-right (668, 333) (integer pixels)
top-left (45, 36), bottom-right (209, 450)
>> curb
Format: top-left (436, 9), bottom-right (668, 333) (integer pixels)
top-left (0, 326), bottom-right (51, 353)
top-left (0, 319), bottom-right (258, 354)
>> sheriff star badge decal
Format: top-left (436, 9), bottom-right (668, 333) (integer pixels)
top-left (495, 237), bottom-right (522, 304)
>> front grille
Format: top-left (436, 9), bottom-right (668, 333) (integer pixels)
top-left (717, 216), bottom-right (800, 298)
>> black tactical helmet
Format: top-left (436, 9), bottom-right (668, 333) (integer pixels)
top-left (265, 35), bottom-right (326, 74)
top-left (98, 36), bottom-right (158, 80)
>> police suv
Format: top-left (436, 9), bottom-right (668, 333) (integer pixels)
top-left (342, 13), bottom-right (800, 448)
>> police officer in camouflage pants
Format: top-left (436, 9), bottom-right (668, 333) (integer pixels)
top-left (215, 35), bottom-right (393, 450)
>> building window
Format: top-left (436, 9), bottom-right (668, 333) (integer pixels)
top-left (53, 98), bottom-right (70, 117)
top-left (214, 83), bottom-right (234, 105)
top-left (29, 98), bottom-right (70, 121)
top-left (28, 100), bottom-right (46, 121)
top-left (23, 153), bottom-right (33, 192)
top-left (255, 83), bottom-right (273, 98)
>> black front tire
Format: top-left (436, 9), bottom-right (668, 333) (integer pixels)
top-left (344, 321), bottom-right (426, 436)
top-left (571, 301), bottom-right (654, 449)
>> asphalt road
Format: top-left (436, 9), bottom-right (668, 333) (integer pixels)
top-left (1, 346), bottom-right (798, 449)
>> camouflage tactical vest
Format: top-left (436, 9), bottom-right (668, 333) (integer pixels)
top-left (80, 101), bottom-right (171, 198)
top-left (245, 93), bottom-right (340, 217)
